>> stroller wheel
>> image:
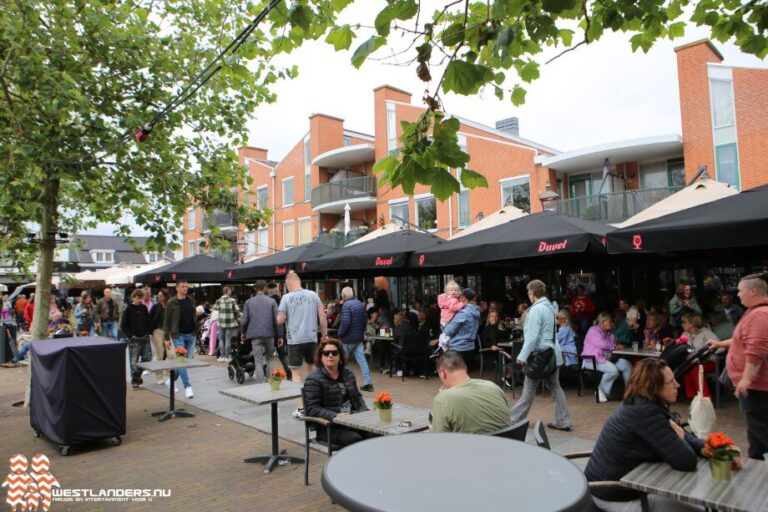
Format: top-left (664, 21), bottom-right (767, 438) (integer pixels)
top-left (227, 366), bottom-right (235, 381)
top-left (236, 368), bottom-right (245, 384)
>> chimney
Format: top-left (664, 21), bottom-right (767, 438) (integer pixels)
top-left (495, 117), bottom-right (519, 137)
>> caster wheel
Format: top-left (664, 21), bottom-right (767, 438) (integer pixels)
top-left (236, 369), bottom-right (245, 384)
top-left (227, 367), bottom-right (235, 380)
top-left (59, 445), bottom-right (70, 456)
top-left (33, 430), bottom-right (40, 438)
top-left (108, 436), bottom-right (122, 446)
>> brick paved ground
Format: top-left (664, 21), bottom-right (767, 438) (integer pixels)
top-left (0, 355), bottom-right (747, 512)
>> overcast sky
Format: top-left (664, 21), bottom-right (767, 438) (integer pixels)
top-left (85, 5), bottom-right (765, 236)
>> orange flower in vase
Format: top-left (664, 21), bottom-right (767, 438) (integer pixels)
top-left (702, 432), bottom-right (741, 481)
top-left (374, 392), bottom-right (394, 423)
top-left (269, 368), bottom-right (287, 390)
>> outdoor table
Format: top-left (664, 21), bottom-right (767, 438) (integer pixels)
top-left (219, 381), bottom-right (304, 473)
top-left (321, 433), bottom-right (592, 512)
top-left (612, 348), bottom-right (662, 358)
top-left (331, 403), bottom-right (430, 436)
top-left (364, 335), bottom-right (399, 376)
top-left (620, 457), bottom-right (768, 512)
top-left (137, 359), bottom-right (210, 422)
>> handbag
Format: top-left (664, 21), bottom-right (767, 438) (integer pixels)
top-left (524, 347), bottom-right (556, 379)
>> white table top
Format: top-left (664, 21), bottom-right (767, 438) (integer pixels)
top-left (219, 381), bottom-right (302, 406)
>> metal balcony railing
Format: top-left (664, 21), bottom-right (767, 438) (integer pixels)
top-left (556, 186), bottom-right (683, 224)
top-left (202, 210), bottom-right (238, 232)
top-left (311, 176), bottom-right (376, 210)
top-left (314, 230), bottom-right (367, 249)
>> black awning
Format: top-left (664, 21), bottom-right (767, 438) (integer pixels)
top-left (134, 254), bottom-right (232, 283)
top-left (227, 242), bottom-right (335, 280)
top-left (608, 185), bottom-right (768, 254)
top-left (304, 230), bottom-right (444, 273)
top-left (408, 211), bottom-right (612, 269)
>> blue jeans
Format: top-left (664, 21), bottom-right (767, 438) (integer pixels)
top-left (13, 342), bottom-right (30, 363)
top-left (172, 334), bottom-right (196, 388)
top-left (343, 342), bottom-right (372, 386)
top-left (584, 358), bottom-right (632, 395)
top-left (101, 321), bottom-right (119, 340)
top-left (218, 327), bottom-right (235, 358)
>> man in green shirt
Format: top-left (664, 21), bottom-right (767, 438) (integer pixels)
top-left (431, 350), bottom-right (511, 433)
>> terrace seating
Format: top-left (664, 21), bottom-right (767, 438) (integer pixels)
top-left (298, 387), bottom-right (342, 485)
top-left (485, 419), bottom-right (529, 441)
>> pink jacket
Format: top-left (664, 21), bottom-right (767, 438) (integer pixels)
top-left (581, 326), bottom-right (617, 364)
top-left (727, 299), bottom-right (768, 391)
top-left (438, 293), bottom-right (464, 325)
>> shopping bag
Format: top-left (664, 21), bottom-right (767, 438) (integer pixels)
top-left (689, 365), bottom-right (716, 438)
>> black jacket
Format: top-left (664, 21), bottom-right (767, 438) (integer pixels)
top-left (120, 303), bottom-right (151, 339)
top-left (149, 303), bottom-right (166, 331)
top-left (303, 366), bottom-right (368, 422)
top-left (585, 397), bottom-right (704, 502)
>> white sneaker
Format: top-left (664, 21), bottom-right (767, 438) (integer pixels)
top-left (597, 389), bottom-right (608, 403)
top-left (142, 370), bottom-right (150, 376)
top-left (165, 379), bottom-right (179, 393)
top-left (185, 386), bottom-right (194, 398)
top-left (291, 408), bottom-right (305, 419)
top-left (396, 370), bottom-right (403, 377)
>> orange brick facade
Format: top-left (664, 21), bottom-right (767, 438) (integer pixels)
top-left (182, 40), bottom-right (768, 258)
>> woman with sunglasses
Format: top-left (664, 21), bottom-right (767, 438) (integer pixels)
top-left (303, 338), bottom-right (369, 447)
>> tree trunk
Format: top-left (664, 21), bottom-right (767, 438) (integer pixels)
top-left (31, 176), bottom-right (61, 341)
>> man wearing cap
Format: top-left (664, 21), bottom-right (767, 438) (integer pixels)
top-left (441, 288), bottom-right (481, 364)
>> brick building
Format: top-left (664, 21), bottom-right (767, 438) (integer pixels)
top-left (182, 39), bottom-right (768, 259)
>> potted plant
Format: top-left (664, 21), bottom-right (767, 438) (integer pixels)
top-left (175, 347), bottom-right (187, 364)
top-left (374, 392), bottom-right (393, 423)
top-left (269, 368), bottom-right (287, 391)
top-left (702, 432), bottom-right (741, 481)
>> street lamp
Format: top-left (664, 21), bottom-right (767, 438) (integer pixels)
top-left (539, 182), bottom-right (559, 212)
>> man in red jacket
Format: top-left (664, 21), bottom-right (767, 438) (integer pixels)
top-left (570, 285), bottom-right (595, 336)
top-left (710, 273), bottom-right (768, 460)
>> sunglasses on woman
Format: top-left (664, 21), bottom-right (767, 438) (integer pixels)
top-left (321, 349), bottom-right (340, 357)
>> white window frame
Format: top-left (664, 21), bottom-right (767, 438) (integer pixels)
top-left (282, 220), bottom-right (296, 250)
top-left (297, 216), bottom-right (312, 246)
top-left (257, 227), bottom-right (269, 254)
top-left (282, 177), bottom-right (294, 207)
top-left (90, 250), bottom-right (114, 263)
top-left (187, 208), bottom-right (196, 230)
top-left (256, 185), bottom-right (268, 210)
top-left (414, 194), bottom-right (437, 232)
top-left (386, 102), bottom-right (397, 154)
top-left (304, 135), bottom-right (311, 202)
top-left (187, 240), bottom-right (196, 257)
top-left (499, 175), bottom-right (531, 209)
top-left (388, 198), bottom-right (409, 227)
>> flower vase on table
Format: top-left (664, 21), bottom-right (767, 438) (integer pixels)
top-left (269, 368), bottom-right (286, 391)
top-left (374, 392), bottom-right (393, 423)
top-left (175, 347), bottom-right (187, 365)
top-left (702, 432), bottom-right (740, 482)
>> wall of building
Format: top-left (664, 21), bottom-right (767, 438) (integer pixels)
top-left (731, 66), bottom-right (768, 190)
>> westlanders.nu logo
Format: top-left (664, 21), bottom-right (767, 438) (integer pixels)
top-left (2, 454), bottom-right (59, 512)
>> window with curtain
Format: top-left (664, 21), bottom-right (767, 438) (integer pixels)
top-left (298, 218), bottom-right (312, 245)
top-left (282, 221), bottom-right (295, 249)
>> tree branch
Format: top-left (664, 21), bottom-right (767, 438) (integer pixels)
top-left (545, 39), bottom-right (587, 64)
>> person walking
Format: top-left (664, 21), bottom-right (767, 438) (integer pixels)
top-left (96, 288), bottom-right (120, 340)
top-left (241, 280), bottom-right (282, 382)
top-left (510, 279), bottom-right (572, 432)
top-left (276, 271), bottom-right (327, 418)
top-left (121, 289), bottom-right (152, 389)
top-left (213, 286), bottom-right (239, 362)
top-left (709, 273), bottom-right (768, 460)
top-left (148, 289), bottom-right (170, 385)
top-left (13, 294), bottom-right (28, 330)
top-left (162, 280), bottom-right (197, 398)
top-left (74, 293), bottom-right (96, 336)
top-left (337, 286), bottom-right (374, 392)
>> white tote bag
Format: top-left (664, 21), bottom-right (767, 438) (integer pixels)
top-left (689, 365), bottom-right (716, 438)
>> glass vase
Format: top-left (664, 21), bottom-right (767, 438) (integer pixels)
top-left (378, 407), bottom-right (393, 423)
top-left (269, 380), bottom-right (281, 391)
top-left (709, 459), bottom-right (732, 481)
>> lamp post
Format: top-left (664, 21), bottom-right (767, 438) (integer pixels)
top-left (539, 182), bottom-right (560, 212)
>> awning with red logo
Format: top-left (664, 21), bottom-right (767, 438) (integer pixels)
top-left (226, 242), bottom-right (334, 280)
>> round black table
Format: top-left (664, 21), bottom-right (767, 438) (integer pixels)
top-left (321, 433), bottom-right (592, 512)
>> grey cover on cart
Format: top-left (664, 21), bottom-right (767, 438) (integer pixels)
top-left (30, 337), bottom-right (126, 445)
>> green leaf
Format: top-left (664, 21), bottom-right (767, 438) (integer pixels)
top-left (372, 155), bottom-right (399, 175)
top-left (511, 84), bottom-right (527, 105)
top-left (442, 61), bottom-right (494, 95)
top-left (325, 25), bottom-right (354, 51)
top-left (288, 4), bottom-right (313, 32)
top-left (330, 0), bottom-right (354, 11)
top-left (441, 22), bottom-right (465, 47)
top-left (559, 28), bottom-right (574, 46)
top-left (351, 36), bottom-right (386, 68)
top-left (519, 61), bottom-right (539, 83)
top-left (429, 170), bottom-right (461, 201)
top-left (374, 0), bottom-right (418, 37)
top-left (668, 21), bottom-right (686, 39)
top-left (458, 168), bottom-right (488, 189)
top-left (542, 0), bottom-right (579, 14)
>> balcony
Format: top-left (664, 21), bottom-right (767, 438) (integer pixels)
top-left (311, 176), bottom-right (377, 214)
top-left (202, 209), bottom-right (238, 233)
top-left (557, 186), bottom-right (683, 224)
top-left (314, 230), bottom-right (368, 248)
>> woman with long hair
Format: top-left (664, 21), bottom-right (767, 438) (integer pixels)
top-left (585, 358), bottom-right (704, 511)
top-left (582, 312), bottom-right (632, 403)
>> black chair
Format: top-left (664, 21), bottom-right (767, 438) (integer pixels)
top-left (399, 333), bottom-right (426, 381)
top-left (579, 354), bottom-right (604, 403)
top-left (534, 420), bottom-right (649, 512)
top-left (297, 387), bottom-right (342, 485)
top-left (485, 419), bottom-right (529, 441)
top-left (559, 351), bottom-right (587, 397)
